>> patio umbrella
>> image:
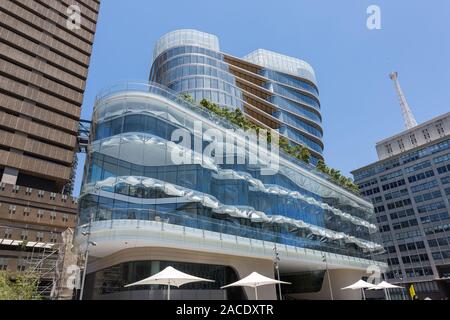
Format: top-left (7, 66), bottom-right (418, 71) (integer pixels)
top-left (341, 279), bottom-right (378, 300)
top-left (221, 272), bottom-right (291, 300)
top-left (370, 281), bottom-right (404, 300)
top-left (125, 266), bottom-right (214, 300)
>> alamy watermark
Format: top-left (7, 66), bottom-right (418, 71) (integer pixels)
top-left (367, 5), bottom-right (382, 30)
top-left (170, 122), bottom-right (280, 175)
top-left (66, 4), bottom-right (82, 31)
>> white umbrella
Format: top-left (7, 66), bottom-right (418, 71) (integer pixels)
top-left (125, 266), bottom-right (214, 300)
top-left (376, 281), bottom-right (403, 289)
top-left (369, 281), bottom-right (404, 300)
top-left (221, 272), bottom-right (290, 300)
top-left (341, 280), bottom-right (378, 300)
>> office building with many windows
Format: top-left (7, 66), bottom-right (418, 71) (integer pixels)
top-left (352, 112), bottom-right (450, 299)
top-left (75, 30), bottom-right (386, 300)
top-left (0, 0), bottom-right (100, 280)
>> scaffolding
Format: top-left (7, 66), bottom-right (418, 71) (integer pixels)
top-left (0, 227), bottom-right (80, 300)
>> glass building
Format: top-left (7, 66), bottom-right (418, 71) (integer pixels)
top-left (76, 30), bottom-right (386, 300)
top-left (352, 112), bottom-right (450, 300)
top-left (150, 30), bottom-right (324, 164)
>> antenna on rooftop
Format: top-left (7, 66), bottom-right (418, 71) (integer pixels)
top-left (389, 72), bottom-right (418, 129)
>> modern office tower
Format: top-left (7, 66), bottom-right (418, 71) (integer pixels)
top-left (352, 112), bottom-right (450, 300)
top-left (75, 30), bottom-right (386, 300)
top-left (150, 30), bottom-right (324, 164)
top-left (0, 0), bottom-right (100, 279)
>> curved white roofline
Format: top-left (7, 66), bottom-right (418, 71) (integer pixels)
top-left (153, 29), bottom-right (220, 61)
top-left (243, 49), bottom-right (317, 85)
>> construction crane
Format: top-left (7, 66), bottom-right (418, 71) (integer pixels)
top-left (389, 72), bottom-right (418, 130)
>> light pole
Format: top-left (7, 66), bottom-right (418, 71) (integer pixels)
top-left (79, 213), bottom-right (96, 300)
top-left (322, 253), bottom-right (334, 300)
top-left (273, 245), bottom-right (282, 300)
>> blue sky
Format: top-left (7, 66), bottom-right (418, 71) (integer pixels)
top-left (74, 0), bottom-right (450, 195)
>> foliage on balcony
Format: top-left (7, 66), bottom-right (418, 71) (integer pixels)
top-left (179, 93), bottom-right (360, 195)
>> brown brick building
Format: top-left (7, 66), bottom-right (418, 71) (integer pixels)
top-left (0, 0), bottom-right (100, 275)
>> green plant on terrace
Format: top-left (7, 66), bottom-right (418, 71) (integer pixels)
top-left (179, 94), bottom-right (360, 195)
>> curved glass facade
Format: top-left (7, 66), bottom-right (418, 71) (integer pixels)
top-left (79, 83), bottom-right (383, 262)
top-left (150, 30), bottom-right (324, 161)
top-left (150, 45), bottom-right (244, 111)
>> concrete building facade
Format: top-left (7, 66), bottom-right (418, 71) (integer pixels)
top-left (0, 0), bottom-right (100, 280)
top-left (352, 112), bottom-right (450, 300)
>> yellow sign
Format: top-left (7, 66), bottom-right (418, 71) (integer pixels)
top-left (409, 284), bottom-right (416, 299)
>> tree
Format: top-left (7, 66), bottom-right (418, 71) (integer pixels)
top-left (300, 148), bottom-right (311, 164)
top-left (0, 271), bottom-right (42, 300)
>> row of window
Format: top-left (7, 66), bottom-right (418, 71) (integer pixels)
top-left (394, 229), bottom-right (422, 241)
top-left (274, 111), bottom-right (323, 139)
top-left (400, 253), bottom-right (429, 264)
top-left (437, 163), bottom-right (450, 175)
top-left (269, 96), bottom-right (322, 124)
top-left (380, 170), bottom-right (403, 182)
top-left (432, 250), bottom-right (450, 260)
top-left (279, 126), bottom-right (323, 153)
top-left (371, 196), bottom-right (383, 204)
top-left (271, 83), bottom-right (320, 110)
top-left (404, 160), bottom-right (431, 174)
top-left (380, 219), bottom-right (419, 233)
top-left (390, 208), bottom-right (415, 221)
top-left (261, 69), bottom-right (319, 98)
top-left (420, 212), bottom-right (450, 225)
top-left (361, 187), bottom-right (380, 197)
top-left (153, 46), bottom-right (224, 69)
top-left (434, 152), bottom-right (450, 164)
top-left (385, 188), bottom-right (408, 201)
top-left (6, 205), bottom-right (69, 221)
top-left (392, 219), bottom-right (419, 231)
top-left (382, 179), bottom-right (406, 191)
top-left (417, 201), bottom-right (446, 214)
top-left (358, 178), bottom-right (378, 189)
top-left (404, 267), bottom-right (433, 278)
top-left (410, 180), bottom-right (439, 193)
top-left (424, 223), bottom-right (450, 235)
top-left (428, 236), bottom-right (450, 248)
top-left (354, 139), bottom-right (450, 181)
top-left (414, 190), bottom-right (442, 203)
top-left (408, 170), bottom-right (435, 183)
top-left (387, 199), bottom-right (412, 210)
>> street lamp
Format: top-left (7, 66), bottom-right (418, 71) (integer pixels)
top-left (79, 213), bottom-right (95, 300)
top-left (322, 253), bottom-right (334, 300)
top-left (273, 245), bottom-right (283, 300)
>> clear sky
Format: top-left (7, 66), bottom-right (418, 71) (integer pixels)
top-left (73, 0), bottom-right (450, 196)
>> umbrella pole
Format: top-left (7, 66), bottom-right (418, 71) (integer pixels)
top-left (168, 283), bottom-right (171, 301)
top-left (254, 287), bottom-right (258, 301)
top-left (362, 288), bottom-right (366, 300)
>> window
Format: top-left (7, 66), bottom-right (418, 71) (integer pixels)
top-left (21, 231), bottom-right (28, 241)
top-left (386, 144), bottom-right (393, 155)
top-left (37, 210), bottom-right (44, 219)
top-left (398, 139), bottom-right (405, 151)
top-left (423, 129), bottom-right (431, 140)
top-left (410, 134), bottom-right (417, 146)
top-left (36, 232), bottom-right (44, 242)
top-left (436, 122), bottom-right (445, 136)
top-left (8, 205), bottom-right (16, 214)
top-left (23, 207), bottom-right (30, 217)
